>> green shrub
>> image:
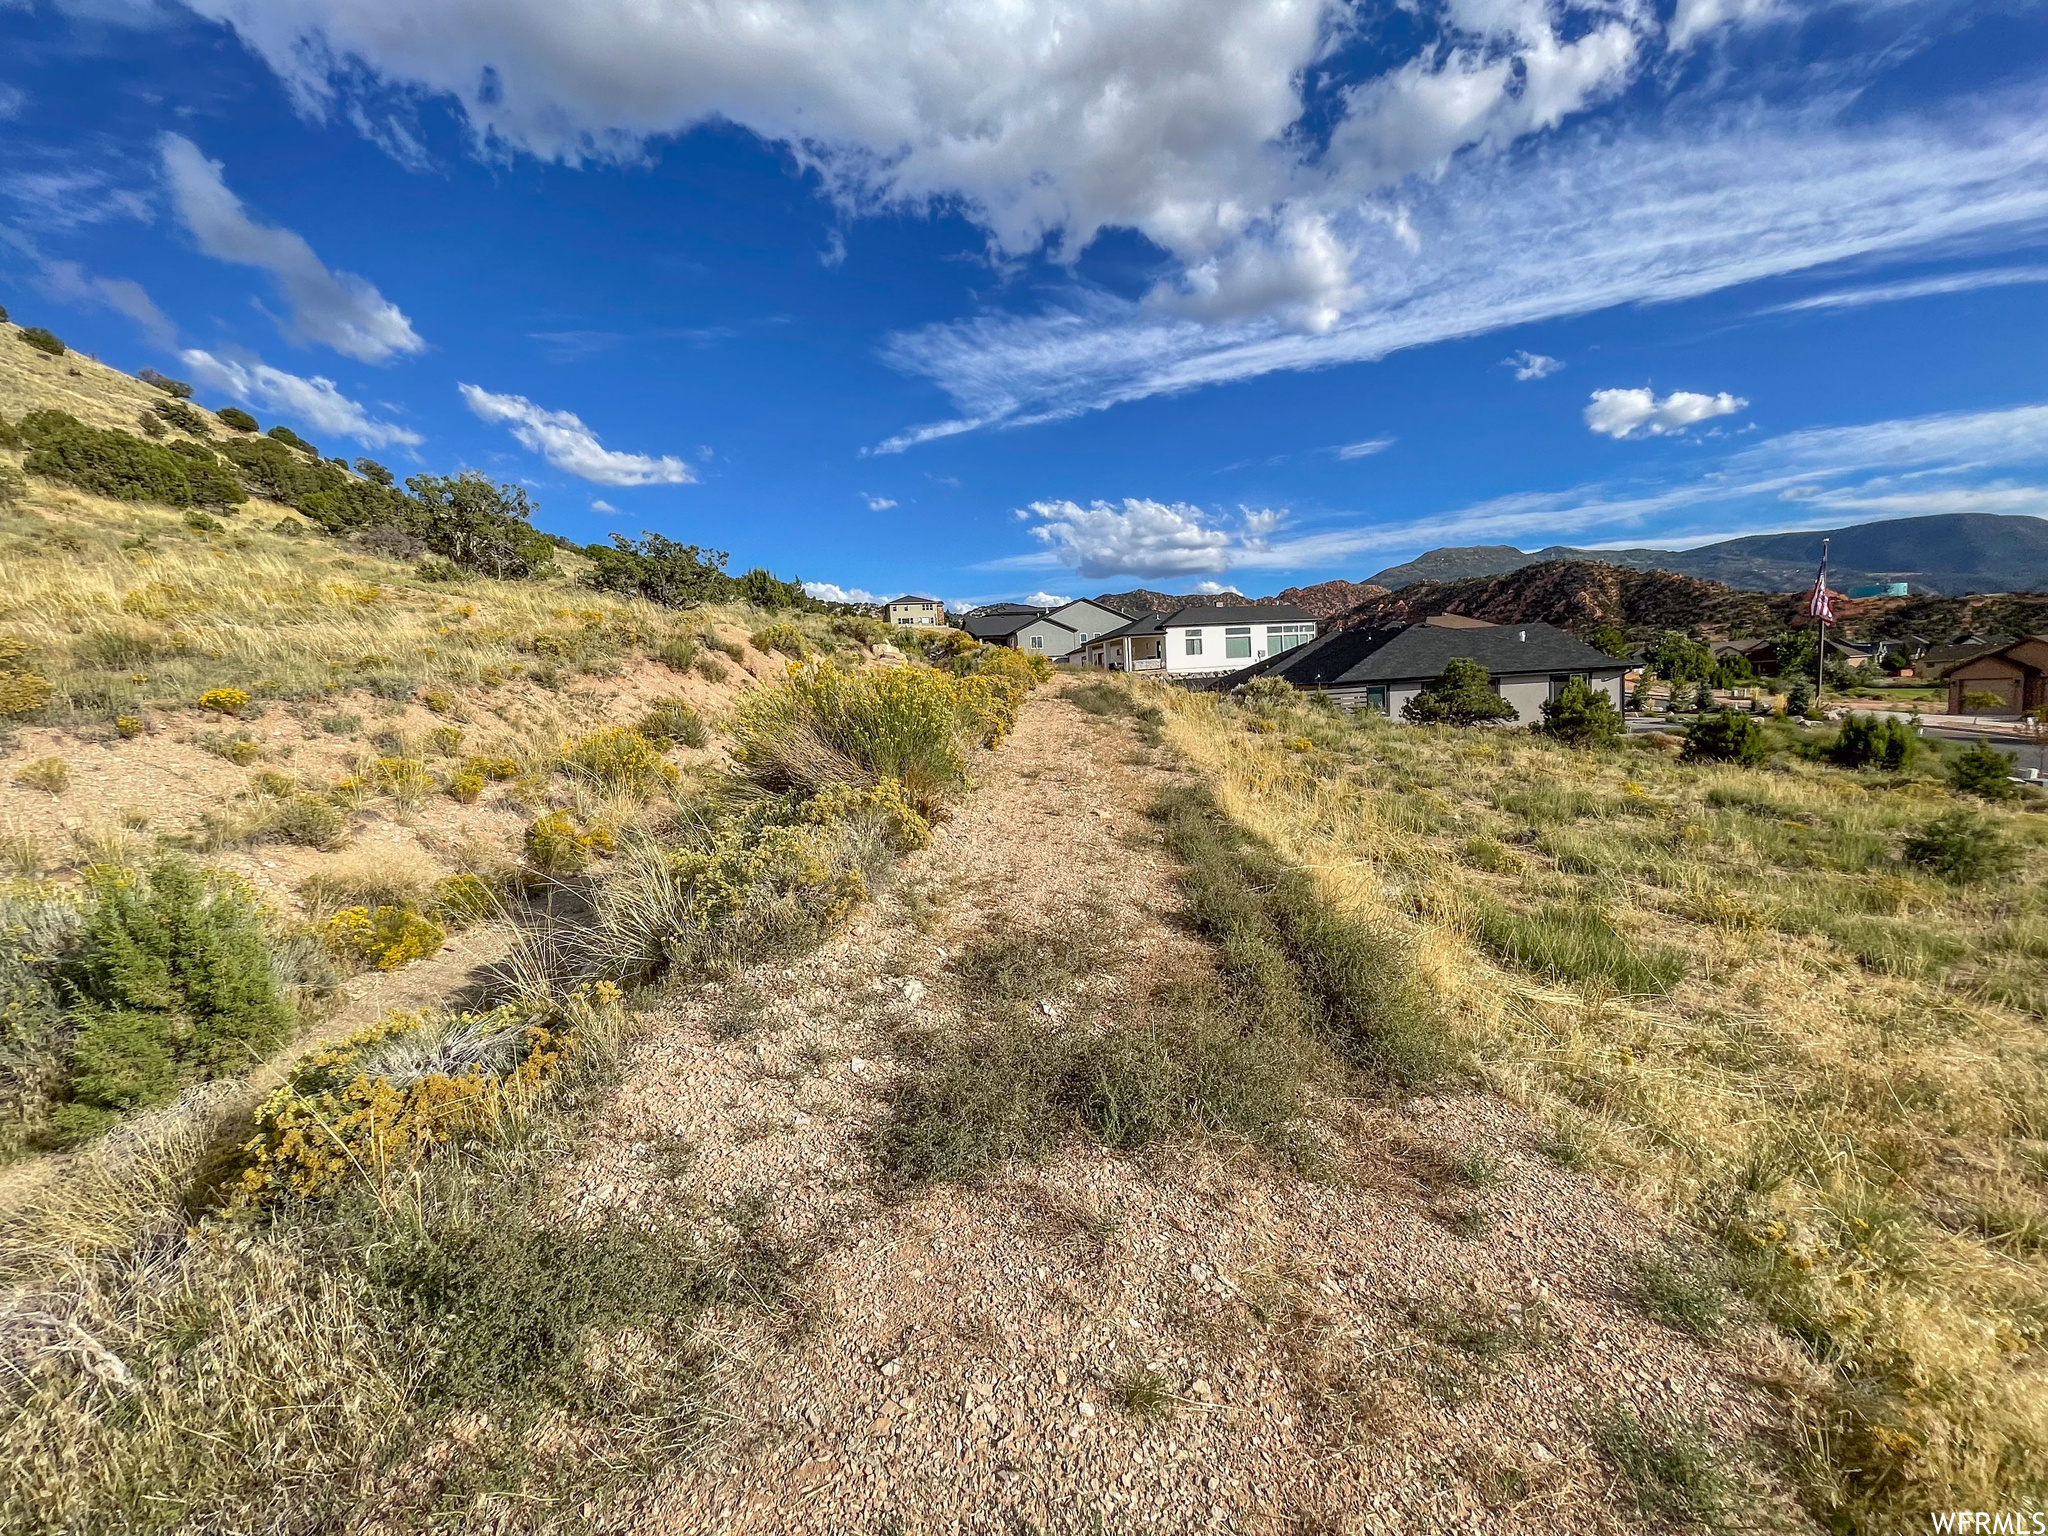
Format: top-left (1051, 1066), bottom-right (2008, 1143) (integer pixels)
top-left (695, 654), bottom-right (729, 684)
top-left (1474, 901), bottom-right (1685, 995)
top-left (153, 398), bottom-right (212, 437)
top-left (523, 812), bottom-right (613, 878)
top-left (266, 424), bottom-right (317, 456)
top-left (655, 633), bottom-right (699, 672)
top-left (215, 407), bottom-right (258, 433)
top-left (19, 326), bottom-right (64, 357)
top-left (1827, 713), bottom-right (1917, 770)
top-left (1539, 678), bottom-right (1625, 748)
top-left (184, 510), bottom-right (225, 534)
top-left (1785, 679), bottom-right (1813, 717)
top-left (1682, 710), bottom-right (1766, 766)
top-left (138, 367), bottom-right (193, 398)
top-left (58, 859), bottom-right (293, 1132)
top-left (639, 698), bottom-right (709, 749)
top-left (428, 874), bottom-right (499, 926)
top-left (1903, 811), bottom-right (2020, 885)
top-left (266, 796), bottom-right (348, 851)
top-left (1402, 657), bottom-right (1518, 726)
top-left (1951, 740), bottom-right (2018, 800)
top-left (12, 757), bottom-right (69, 795)
top-left (18, 410), bottom-right (249, 509)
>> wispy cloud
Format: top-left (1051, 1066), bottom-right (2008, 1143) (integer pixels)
top-left (1333, 436), bottom-right (1395, 460)
top-left (160, 133), bottom-right (424, 364)
top-left (861, 493), bottom-right (897, 510)
top-left (998, 400), bottom-right (2048, 578)
top-left (879, 88), bottom-right (2048, 443)
top-left (181, 348), bottom-right (422, 447)
top-left (1761, 265), bottom-right (2048, 314)
top-left (459, 384), bottom-right (696, 485)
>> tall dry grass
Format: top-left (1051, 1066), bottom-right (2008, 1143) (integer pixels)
top-left (1157, 681), bottom-right (2048, 1532)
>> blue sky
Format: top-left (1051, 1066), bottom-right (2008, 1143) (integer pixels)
top-left (4, 0), bottom-right (2047, 607)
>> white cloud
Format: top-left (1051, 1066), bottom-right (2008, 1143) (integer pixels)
top-left (803, 581), bottom-right (883, 605)
top-left (1019, 499), bottom-right (1236, 580)
top-left (1669, 0), bottom-right (1781, 49)
top-left (590, 498), bottom-right (617, 513)
top-left (458, 384), bottom-right (695, 485)
top-left (180, 347), bottom-right (423, 447)
top-left (1504, 350), bottom-right (1562, 380)
top-left (879, 87), bottom-right (2048, 441)
top-left (861, 493), bottom-right (898, 511)
top-left (1023, 590), bottom-right (1071, 607)
top-left (159, 133), bottom-right (424, 364)
top-left (34, 259), bottom-right (177, 349)
top-left (1763, 266), bottom-right (2048, 314)
top-left (0, 86), bottom-right (24, 122)
top-left (1334, 437), bottom-right (1395, 460)
top-left (1585, 387), bottom-right (1747, 439)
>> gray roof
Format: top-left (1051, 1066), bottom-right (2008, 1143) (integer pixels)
top-left (962, 611), bottom-right (1075, 640)
top-left (1247, 621), bottom-right (1627, 688)
top-left (888, 595), bottom-right (944, 606)
top-left (1091, 602), bottom-right (1313, 643)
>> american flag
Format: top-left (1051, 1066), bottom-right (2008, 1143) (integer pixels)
top-left (1806, 541), bottom-right (1835, 624)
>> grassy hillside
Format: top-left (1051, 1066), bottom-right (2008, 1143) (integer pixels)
top-left (1161, 682), bottom-right (2048, 1531)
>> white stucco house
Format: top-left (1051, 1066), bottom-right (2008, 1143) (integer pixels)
top-left (1080, 603), bottom-right (1318, 677)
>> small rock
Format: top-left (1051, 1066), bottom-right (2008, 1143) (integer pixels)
top-left (880, 1359), bottom-right (903, 1378)
top-left (849, 1057), bottom-right (867, 1075)
top-left (1529, 1441), bottom-right (1554, 1463)
top-left (1079, 1401), bottom-right (1095, 1418)
top-left (901, 979), bottom-right (926, 1005)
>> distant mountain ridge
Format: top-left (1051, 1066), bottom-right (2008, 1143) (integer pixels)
top-left (1361, 513), bottom-right (2048, 597)
top-left (1330, 559), bottom-right (2048, 642)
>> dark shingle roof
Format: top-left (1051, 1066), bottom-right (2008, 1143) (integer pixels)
top-left (1090, 602), bottom-right (1313, 641)
top-left (962, 611), bottom-right (1075, 640)
top-left (1254, 621), bottom-right (1625, 687)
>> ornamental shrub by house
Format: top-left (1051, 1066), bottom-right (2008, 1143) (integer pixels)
top-left (1402, 657), bottom-right (1518, 727)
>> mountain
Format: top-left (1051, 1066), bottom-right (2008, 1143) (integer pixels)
top-left (1091, 586), bottom-right (1255, 616)
top-left (1271, 579), bottom-right (1391, 618)
top-left (1361, 514), bottom-right (2048, 596)
top-left (1330, 558), bottom-right (2048, 642)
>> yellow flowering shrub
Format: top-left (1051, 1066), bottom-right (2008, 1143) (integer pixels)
top-left (0, 635), bottom-right (53, 719)
top-left (366, 756), bottom-right (433, 798)
top-left (750, 622), bottom-right (807, 658)
top-left (429, 873), bottom-right (498, 926)
top-left (524, 811), bottom-right (615, 877)
top-left (236, 985), bottom-right (624, 1204)
top-left (322, 904), bottom-right (447, 970)
top-left (445, 770), bottom-right (485, 804)
top-left (197, 687), bottom-right (250, 716)
top-left (802, 779), bottom-right (931, 852)
top-left (559, 726), bottom-right (678, 795)
top-left (463, 754), bottom-right (521, 782)
top-left (419, 688), bottom-right (456, 714)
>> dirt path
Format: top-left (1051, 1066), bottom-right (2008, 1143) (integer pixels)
top-left (579, 692), bottom-right (1801, 1535)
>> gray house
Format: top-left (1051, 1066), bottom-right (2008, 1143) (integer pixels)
top-left (962, 597), bottom-right (1129, 659)
top-left (1226, 616), bottom-right (1628, 724)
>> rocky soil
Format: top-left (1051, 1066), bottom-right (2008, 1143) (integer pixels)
top-left (571, 692), bottom-right (1806, 1535)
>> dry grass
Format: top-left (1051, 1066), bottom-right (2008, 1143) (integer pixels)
top-left (1155, 681), bottom-right (2048, 1532)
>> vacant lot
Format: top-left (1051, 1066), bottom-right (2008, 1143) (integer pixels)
top-left (1161, 682), bottom-right (2048, 1531)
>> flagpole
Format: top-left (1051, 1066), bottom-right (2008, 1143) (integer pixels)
top-left (1815, 537), bottom-right (1829, 710)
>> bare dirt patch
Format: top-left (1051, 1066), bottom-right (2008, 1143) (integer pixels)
top-left (575, 693), bottom-right (1809, 1535)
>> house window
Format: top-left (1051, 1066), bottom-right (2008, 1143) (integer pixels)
top-left (1366, 686), bottom-right (1388, 714)
top-left (1266, 624), bottom-right (1314, 655)
top-left (1225, 626), bottom-right (1253, 659)
top-left (1029, 635), bottom-right (1044, 650)
top-left (1185, 632), bottom-right (1203, 656)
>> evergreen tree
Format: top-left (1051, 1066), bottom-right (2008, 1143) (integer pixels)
top-left (1682, 710), bottom-right (1767, 766)
top-left (1403, 657), bottom-right (1519, 726)
top-left (1951, 740), bottom-right (2018, 800)
top-left (1539, 677), bottom-right (1625, 747)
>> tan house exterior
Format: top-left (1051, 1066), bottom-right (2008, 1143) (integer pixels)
top-left (885, 596), bottom-right (946, 628)
top-left (1945, 636), bottom-right (2048, 716)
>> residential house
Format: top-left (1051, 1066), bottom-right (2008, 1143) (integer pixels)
top-left (1944, 636), bottom-right (2048, 716)
top-left (1220, 616), bottom-right (1628, 725)
top-left (961, 597), bottom-right (1130, 659)
top-left (886, 596), bottom-right (946, 627)
top-left (1082, 603), bottom-right (1317, 677)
